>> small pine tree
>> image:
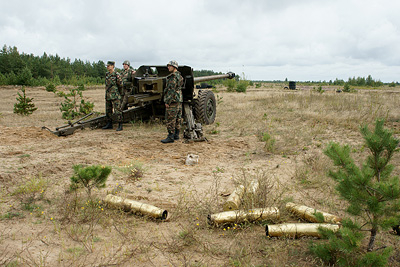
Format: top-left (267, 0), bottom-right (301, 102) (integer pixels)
top-left (324, 118), bottom-right (400, 251)
top-left (70, 165), bottom-right (111, 198)
top-left (57, 84), bottom-right (94, 119)
top-left (13, 86), bottom-right (38, 115)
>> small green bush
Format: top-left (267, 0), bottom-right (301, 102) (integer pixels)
top-left (57, 84), bottom-right (94, 120)
top-left (236, 80), bottom-right (249, 93)
top-left (260, 132), bottom-right (275, 152)
top-left (13, 86), bottom-right (37, 115)
top-left (224, 79), bottom-right (237, 92)
top-left (46, 83), bottom-right (56, 92)
top-left (70, 165), bottom-right (112, 198)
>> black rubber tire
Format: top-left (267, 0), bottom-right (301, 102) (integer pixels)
top-left (193, 90), bottom-right (216, 125)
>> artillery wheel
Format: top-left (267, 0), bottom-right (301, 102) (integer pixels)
top-left (194, 90), bottom-right (216, 125)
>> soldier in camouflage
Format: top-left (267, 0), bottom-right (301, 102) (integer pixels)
top-left (102, 61), bottom-right (124, 131)
top-left (120, 60), bottom-right (136, 110)
top-left (161, 60), bottom-right (183, 143)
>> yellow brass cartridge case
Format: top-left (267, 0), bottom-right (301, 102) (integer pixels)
top-left (209, 207), bottom-right (279, 225)
top-left (104, 194), bottom-right (167, 220)
top-left (286, 202), bottom-right (342, 224)
top-left (266, 223), bottom-right (340, 238)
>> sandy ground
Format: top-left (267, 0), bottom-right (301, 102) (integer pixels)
top-left (0, 85), bottom-right (399, 266)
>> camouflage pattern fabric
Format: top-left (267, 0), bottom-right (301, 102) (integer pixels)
top-left (163, 71), bottom-right (183, 105)
top-left (165, 103), bottom-right (182, 132)
top-left (105, 71), bottom-right (122, 100)
top-left (163, 71), bottom-right (183, 132)
top-left (105, 99), bottom-right (123, 122)
top-left (105, 71), bottom-right (123, 121)
top-left (120, 67), bottom-right (136, 109)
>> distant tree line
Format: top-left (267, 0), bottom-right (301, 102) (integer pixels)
top-left (0, 45), bottom-right (106, 86)
top-left (2, 45), bottom-right (395, 88)
top-left (285, 76), bottom-right (396, 87)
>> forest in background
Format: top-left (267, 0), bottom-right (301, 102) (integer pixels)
top-left (0, 45), bottom-right (394, 87)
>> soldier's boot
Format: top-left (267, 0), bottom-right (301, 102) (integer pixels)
top-left (102, 121), bottom-right (113, 129)
top-left (116, 122), bottom-right (123, 132)
top-left (161, 131), bottom-right (175, 143)
top-left (174, 129), bottom-right (180, 140)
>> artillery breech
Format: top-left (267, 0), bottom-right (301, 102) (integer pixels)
top-left (208, 207), bottom-right (280, 225)
top-left (104, 194), bottom-right (168, 220)
top-left (265, 223), bottom-right (340, 238)
top-left (285, 202), bottom-right (342, 224)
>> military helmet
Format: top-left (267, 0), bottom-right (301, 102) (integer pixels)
top-left (167, 60), bottom-right (178, 69)
top-left (123, 60), bottom-right (130, 66)
top-left (107, 61), bottom-right (115, 66)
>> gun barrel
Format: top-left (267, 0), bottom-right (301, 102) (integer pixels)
top-left (193, 72), bottom-right (235, 84)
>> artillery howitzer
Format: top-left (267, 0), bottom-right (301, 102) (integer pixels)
top-left (43, 65), bottom-right (235, 141)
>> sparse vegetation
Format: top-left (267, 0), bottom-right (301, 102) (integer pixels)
top-left (1, 83), bottom-right (400, 266)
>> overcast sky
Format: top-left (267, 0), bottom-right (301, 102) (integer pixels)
top-left (1, 0), bottom-right (399, 82)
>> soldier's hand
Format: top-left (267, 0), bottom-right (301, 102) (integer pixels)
top-left (165, 104), bottom-right (169, 108)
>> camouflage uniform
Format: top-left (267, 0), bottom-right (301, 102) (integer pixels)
top-left (163, 71), bottom-right (183, 133)
top-left (120, 67), bottom-right (135, 110)
top-left (105, 70), bottom-right (123, 122)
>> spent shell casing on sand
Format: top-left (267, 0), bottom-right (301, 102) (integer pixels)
top-left (104, 194), bottom-right (168, 220)
top-left (223, 185), bottom-right (245, 211)
top-left (209, 207), bottom-right (279, 225)
top-left (285, 202), bottom-right (342, 224)
top-left (265, 223), bottom-right (340, 238)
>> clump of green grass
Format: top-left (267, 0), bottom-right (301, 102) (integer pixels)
top-left (12, 175), bottom-right (48, 203)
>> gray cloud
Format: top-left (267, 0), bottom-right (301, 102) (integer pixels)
top-left (1, 0), bottom-right (399, 81)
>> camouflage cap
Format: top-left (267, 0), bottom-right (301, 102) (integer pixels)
top-left (123, 60), bottom-right (130, 66)
top-left (107, 61), bottom-right (115, 66)
top-left (167, 60), bottom-right (178, 69)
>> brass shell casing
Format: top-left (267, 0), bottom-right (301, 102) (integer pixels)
top-left (209, 207), bottom-right (280, 225)
top-left (104, 194), bottom-right (168, 220)
top-left (266, 223), bottom-right (340, 238)
top-left (285, 202), bottom-right (342, 224)
top-left (223, 185), bottom-right (245, 211)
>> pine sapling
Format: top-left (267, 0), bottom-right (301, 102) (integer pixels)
top-left (13, 86), bottom-right (37, 115)
top-left (324, 118), bottom-right (400, 252)
top-left (70, 165), bottom-right (112, 198)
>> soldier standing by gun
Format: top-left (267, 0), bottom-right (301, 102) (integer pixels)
top-left (102, 61), bottom-right (124, 131)
top-left (161, 60), bottom-right (183, 143)
top-left (120, 60), bottom-right (136, 110)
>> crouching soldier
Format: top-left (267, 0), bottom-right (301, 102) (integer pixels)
top-left (161, 60), bottom-right (183, 143)
top-left (103, 61), bottom-right (123, 131)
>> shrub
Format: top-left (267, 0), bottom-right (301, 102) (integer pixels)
top-left (13, 86), bottom-right (38, 115)
top-left (309, 219), bottom-right (392, 266)
top-left (57, 84), bottom-right (94, 120)
top-left (324, 118), bottom-right (400, 251)
top-left (260, 132), bottom-right (275, 152)
top-left (70, 165), bottom-right (112, 198)
top-left (343, 82), bottom-right (355, 92)
top-left (46, 83), bottom-right (56, 92)
top-left (224, 78), bottom-right (237, 92)
top-left (236, 79), bottom-right (249, 93)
